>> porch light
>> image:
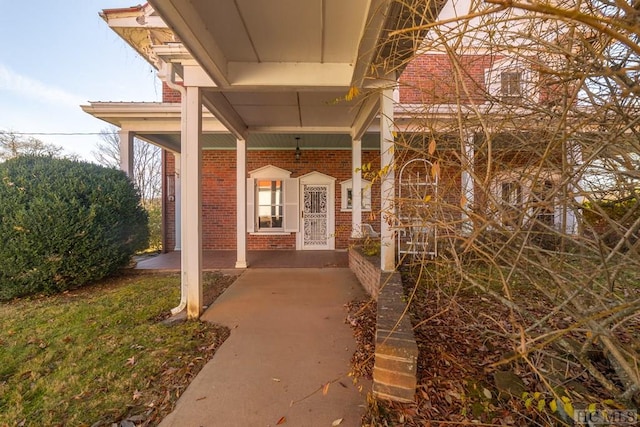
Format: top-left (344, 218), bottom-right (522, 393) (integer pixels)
top-left (295, 137), bottom-right (301, 161)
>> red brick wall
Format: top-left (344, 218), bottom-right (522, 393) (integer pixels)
top-left (399, 54), bottom-right (496, 104)
top-left (165, 149), bottom-right (383, 251)
top-left (162, 82), bottom-right (182, 103)
top-left (165, 153), bottom-right (176, 250)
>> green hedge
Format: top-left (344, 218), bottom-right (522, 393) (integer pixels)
top-left (0, 156), bottom-right (148, 300)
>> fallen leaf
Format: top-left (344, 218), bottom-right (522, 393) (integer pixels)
top-left (126, 356), bottom-right (136, 366)
top-left (482, 388), bottom-right (492, 399)
top-left (276, 416), bottom-right (286, 425)
top-left (132, 390), bottom-right (142, 401)
top-left (428, 138), bottom-right (437, 155)
top-left (332, 418), bottom-right (344, 426)
top-left (322, 382), bottom-right (330, 396)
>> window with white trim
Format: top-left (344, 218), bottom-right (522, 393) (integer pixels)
top-left (340, 179), bottom-right (372, 212)
top-left (485, 58), bottom-right (537, 104)
top-left (501, 70), bottom-right (522, 101)
top-left (257, 179), bottom-right (283, 230)
top-left (247, 165), bottom-right (299, 233)
top-left (493, 170), bottom-right (559, 229)
top-left (500, 180), bottom-right (523, 226)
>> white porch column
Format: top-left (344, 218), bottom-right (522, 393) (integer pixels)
top-left (181, 86), bottom-right (203, 319)
top-left (118, 129), bottom-right (134, 177)
top-left (565, 140), bottom-right (584, 235)
top-left (351, 138), bottom-right (363, 238)
top-left (235, 138), bottom-right (248, 268)
top-left (174, 153), bottom-right (182, 251)
top-left (380, 88), bottom-right (395, 272)
top-left (461, 132), bottom-right (475, 234)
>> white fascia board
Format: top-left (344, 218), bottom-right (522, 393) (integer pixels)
top-left (104, 15), bottom-right (168, 28)
top-left (81, 103), bottom-right (225, 132)
top-left (248, 125), bottom-right (352, 134)
top-left (351, 93), bottom-right (380, 140)
top-left (153, 44), bottom-right (194, 62)
top-left (183, 64), bottom-right (218, 88)
top-left (351, 0), bottom-right (393, 88)
top-left (149, 0), bottom-right (230, 87)
top-left (227, 62), bottom-right (353, 88)
top-left (202, 94), bottom-right (248, 140)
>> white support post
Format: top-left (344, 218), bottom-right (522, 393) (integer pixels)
top-left (380, 88), bottom-right (395, 272)
top-left (351, 139), bottom-right (363, 238)
top-left (174, 153), bottom-right (182, 251)
top-left (181, 86), bottom-right (203, 319)
top-left (118, 129), bottom-right (134, 177)
top-left (236, 138), bottom-right (248, 268)
top-left (565, 141), bottom-right (583, 235)
top-left (461, 132), bottom-right (475, 234)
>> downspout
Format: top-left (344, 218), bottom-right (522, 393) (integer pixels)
top-left (160, 62), bottom-right (188, 316)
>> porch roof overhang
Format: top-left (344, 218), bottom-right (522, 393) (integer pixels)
top-left (140, 0), bottom-right (435, 139)
top-left (81, 101), bottom-right (382, 152)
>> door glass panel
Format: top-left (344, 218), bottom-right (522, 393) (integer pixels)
top-left (303, 185), bottom-right (328, 246)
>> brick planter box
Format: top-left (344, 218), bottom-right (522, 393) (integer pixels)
top-left (348, 247), bottom-right (419, 403)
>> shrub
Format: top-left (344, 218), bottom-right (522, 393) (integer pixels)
top-left (583, 196), bottom-right (640, 248)
top-left (0, 156), bottom-right (148, 300)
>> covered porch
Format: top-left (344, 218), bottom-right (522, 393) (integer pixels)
top-left (88, 0), bottom-right (438, 319)
top-left (136, 249), bottom-right (349, 270)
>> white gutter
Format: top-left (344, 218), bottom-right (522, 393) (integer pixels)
top-left (159, 62), bottom-right (188, 316)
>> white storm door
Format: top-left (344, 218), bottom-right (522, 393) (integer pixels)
top-left (302, 184), bottom-right (329, 249)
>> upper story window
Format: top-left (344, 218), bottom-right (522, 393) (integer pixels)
top-left (486, 59), bottom-right (537, 104)
top-left (501, 71), bottom-right (522, 99)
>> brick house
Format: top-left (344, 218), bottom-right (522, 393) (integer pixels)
top-left (83, 1), bottom-right (582, 318)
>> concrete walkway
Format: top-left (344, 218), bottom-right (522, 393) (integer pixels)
top-left (160, 268), bottom-right (370, 427)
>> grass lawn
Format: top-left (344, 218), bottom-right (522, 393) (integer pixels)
top-left (0, 272), bottom-right (234, 426)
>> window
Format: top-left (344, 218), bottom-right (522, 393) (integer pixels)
top-left (501, 71), bottom-right (522, 102)
top-left (486, 58), bottom-right (538, 105)
top-left (494, 171), bottom-right (559, 230)
top-left (501, 181), bottom-right (523, 226)
top-left (247, 165), bottom-right (299, 233)
top-left (340, 179), bottom-right (372, 212)
top-left (532, 179), bottom-right (555, 227)
top-left (257, 180), bottom-right (283, 230)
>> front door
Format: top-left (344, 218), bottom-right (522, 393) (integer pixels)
top-left (302, 184), bottom-right (329, 249)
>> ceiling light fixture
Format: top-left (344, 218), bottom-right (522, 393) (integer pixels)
top-left (295, 137), bottom-right (301, 161)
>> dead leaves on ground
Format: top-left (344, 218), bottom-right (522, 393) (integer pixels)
top-left (345, 300), bottom-right (376, 380)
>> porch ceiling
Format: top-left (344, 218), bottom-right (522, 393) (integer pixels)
top-left (146, 0), bottom-right (435, 138)
top-left (81, 101), bottom-right (381, 152)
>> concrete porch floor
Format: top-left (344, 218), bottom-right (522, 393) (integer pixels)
top-left (135, 250), bottom-right (349, 270)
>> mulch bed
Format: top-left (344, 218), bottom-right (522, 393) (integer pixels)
top-left (346, 269), bottom-right (635, 426)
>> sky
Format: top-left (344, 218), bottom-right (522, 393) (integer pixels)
top-left (0, 1), bottom-right (161, 161)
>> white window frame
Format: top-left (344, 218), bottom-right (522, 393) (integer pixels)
top-left (485, 58), bottom-right (538, 104)
top-left (492, 168), bottom-right (560, 229)
top-left (247, 165), bottom-right (298, 234)
top-left (340, 178), bottom-right (372, 212)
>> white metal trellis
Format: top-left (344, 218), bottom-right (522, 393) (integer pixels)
top-left (396, 158), bottom-right (438, 261)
